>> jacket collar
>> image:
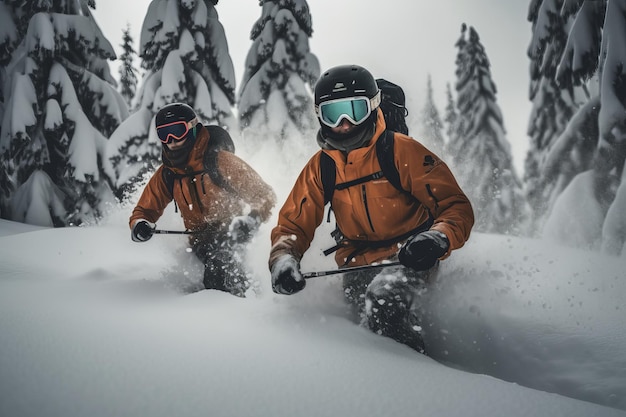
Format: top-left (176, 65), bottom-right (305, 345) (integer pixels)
top-left (321, 108), bottom-right (387, 163)
top-left (163, 125), bottom-right (209, 173)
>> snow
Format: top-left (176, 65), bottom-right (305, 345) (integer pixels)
top-left (10, 170), bottom-right (66, 227)
top-left (4, 73), bottom-right (37, 140)
top-left (543, 170), bottom-right (606, 250)
top-left (1, 212), bottom-right (625, 416)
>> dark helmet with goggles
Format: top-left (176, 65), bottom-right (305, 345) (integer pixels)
top-left (314, 65), bottom-right (381, 140)
top-left (155, 103), bottom-right (199, 145)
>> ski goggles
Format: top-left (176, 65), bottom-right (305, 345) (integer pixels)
top-left (156, 117), bottom-right (198, 144)
top-left (316, 91), bottom-right (381, 128)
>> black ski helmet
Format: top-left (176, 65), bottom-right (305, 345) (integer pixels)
top-left (314, 65), bottom-right (380, 140)
top-left (155, 102), bottom-right (197, 127)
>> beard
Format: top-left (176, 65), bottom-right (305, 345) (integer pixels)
top-left (317, 120), bottom-right (375, 152)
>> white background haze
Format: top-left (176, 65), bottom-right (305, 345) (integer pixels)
top-left (92, 0), bottom-right (531, 173)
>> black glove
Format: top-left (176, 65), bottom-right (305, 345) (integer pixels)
top-left (228, 214), bottom-right (261, 243)
top-left (271, 255), bottom-right (305, 295)
top-left (131, 220), bottom-right (156, 242)
top-left (398, 230), bottom-right (449, 271)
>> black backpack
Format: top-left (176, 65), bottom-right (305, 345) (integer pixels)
top-left (162, 125), bottom-right (236, 198)
top-left (376, 78), bottom-right (409, 135)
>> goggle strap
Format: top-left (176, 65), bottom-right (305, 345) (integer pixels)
top-left (370, 90), bottom-right (381, 109)
top-left (157, 117), bottom-right (198, 130)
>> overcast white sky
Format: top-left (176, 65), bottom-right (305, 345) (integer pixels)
top-left (92, 0), bottom-right (531, 173)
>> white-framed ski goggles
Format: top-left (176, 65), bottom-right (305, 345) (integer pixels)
top-left (316, 91), bottom-right (381, 128)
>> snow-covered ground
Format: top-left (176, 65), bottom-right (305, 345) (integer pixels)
top-left (0, 213), bottom-right (624, 417)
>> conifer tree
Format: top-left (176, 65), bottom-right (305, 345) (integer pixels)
top-left (418, 74), bottom-right (445, 156)
top-left (525, 0), bottom-right (587, 234)
top-left (0, 2), bottom-right (21, 215)
top-left (0, 1), bottom-right (19, 119)
top-left (237, 0), bottom-right (320, 143)
top-left (0, 0), bottom-right (128, 226)
top-left (443, 83), bottom-right (459, 157)
top-left (533, 0), bottom-right (626, 254)
top-left (447, 29), bottom-right (468, 162)
top-left (107, 0), bottom-right (237, 199)
top-left (450, 24), bottom-right (527, 234)
top-left (119, 24), bottom-right (139, 110)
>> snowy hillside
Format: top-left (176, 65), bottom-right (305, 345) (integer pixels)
top-left (0, 215), bottom-right (625, 417)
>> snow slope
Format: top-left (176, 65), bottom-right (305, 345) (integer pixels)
top-left (0, 217), bottom-right (624, 417)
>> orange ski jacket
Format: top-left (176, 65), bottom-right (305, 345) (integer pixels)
top-left (270, 110), bottom-right (474, 268)
top-left (130, 126), bottom-right (276, 236)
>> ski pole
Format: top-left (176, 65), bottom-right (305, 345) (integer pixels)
top-left (153, 229), bottom-right (197, 235)
top-left (303, 261), bottom-right (402, 279)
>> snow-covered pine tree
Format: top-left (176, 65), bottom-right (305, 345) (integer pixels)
top-left (106, 0), bottom-right (237, 200)
top-left (525, 0), bottom-right (588, 235)
top-left (119, 24), bottom-right (139, 110)
top-left (539, 0), bottom-right (626, 255)
top-left (446, 29), bottom-right (468, 165)
top-left (0, 0), bottom-right (129, 227)
top-left (237, 0), bottom-right (320, 144)
top-left (417, 74), bottom-right (445, 156)
top-left (449, 24), bottom-right (527, 235)
top-left (443, 83), bottom-right (459, 156)
top-left (0, 2), bottom-right (19, 115)
top-left (0, 2), bottom-right (21, 217)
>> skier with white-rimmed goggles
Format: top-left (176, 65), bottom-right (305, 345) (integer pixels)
top-left (316, 92), bottom-right (381, 128)
top-left (269, 64), bottom-right (474, 353)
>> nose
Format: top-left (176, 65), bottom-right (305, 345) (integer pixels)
top-left (167, 137), bottom-right (187, 150)
top-left (339, 118), bottom-right (354, 128)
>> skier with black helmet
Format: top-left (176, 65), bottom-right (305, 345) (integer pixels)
top-left (268, 65), bottom-right (474, 352)
top-left (130, 103), bottom-right (276, 296)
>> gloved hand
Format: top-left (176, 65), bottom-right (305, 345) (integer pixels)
top-left (229, 214), bottom-right (261, 243)
top-left (271, 254), bottom-right (305, 295)
top-left (131, 220), bottom-right (156, 242)
top-left (398, 230), bottom-right (449, 271)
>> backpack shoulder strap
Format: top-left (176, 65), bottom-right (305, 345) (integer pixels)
top-left (162, 166), bottom-right (175, 197)
top-left (161, 167), bottom-right (181, 212)
top-left (320, 151), bottom-right (336, 205)
top-left (376, 130), bottom-right (405, 193)
top-left (203, 126), bottom-right (236, 193)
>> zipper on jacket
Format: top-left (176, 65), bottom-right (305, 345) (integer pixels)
top-left (185, 167), bottom-right (203, 211)
top-left (200, 173), bottom-right (207, 194)
top-left (425, 183), bottom-right (439, 211)
top-left (361, 185), bottom-right (376, 233)
top-left (179, 178), bottom-right (192, 210)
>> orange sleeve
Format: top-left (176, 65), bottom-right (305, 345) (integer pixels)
top-left (269, 153), bottom-right (326, 267)
top-left (129, 166), bottom-right (174, 228)
top-left (396, 137), bottom-right (474, 257)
